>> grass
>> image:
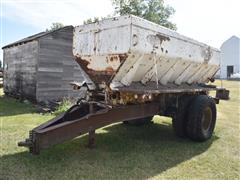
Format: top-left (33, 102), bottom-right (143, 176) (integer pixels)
top-left (0, 80), bottom-right (239, 179)
top-left (54, 98), bottom-right (74, 116)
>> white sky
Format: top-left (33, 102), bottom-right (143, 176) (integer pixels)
top-left (165, 0), bottom-right (240, 48)
top-left (1, 0), bottom-right (114, 28)
top-left (1, 0), bottom-right (240, 49)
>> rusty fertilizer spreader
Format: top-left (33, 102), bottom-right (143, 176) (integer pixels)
top-left (19, 15), bottom-right (226, 154)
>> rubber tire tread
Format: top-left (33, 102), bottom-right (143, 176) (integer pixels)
top-left (186, 95), bottom-right (216, 142)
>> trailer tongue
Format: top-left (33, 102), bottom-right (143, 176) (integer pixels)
top-left (18, 101), bottom-right (160, 154)
top-left (19, 15), bottom-right (225, 155)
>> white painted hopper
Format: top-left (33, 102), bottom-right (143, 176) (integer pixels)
top-left (73, 15), bottom-right (220, 90)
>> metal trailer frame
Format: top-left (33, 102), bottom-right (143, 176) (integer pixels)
top-left (18, 84), bottom-right (220, 155)
top-left (16, 16), bottom-right (228, 155)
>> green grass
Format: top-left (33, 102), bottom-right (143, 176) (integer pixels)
top-left (54, 98), bottom-right (74, 116)
top-left (0, 80), bottom-right (239, 179)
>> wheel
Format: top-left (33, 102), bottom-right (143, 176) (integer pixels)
top-left (186, 95), bottom-right (216, 141)
top-left (172, 96), bottom-right (193, 137)
top-left (123, 117), bottom-right (153, 126)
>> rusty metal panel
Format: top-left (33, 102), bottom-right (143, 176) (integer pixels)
top-left (73, 16), bottom-right (132, 56)
top-left (114, 82), bottom-right (217, 94)
top-left (73, 15), bottom-right (220, 89)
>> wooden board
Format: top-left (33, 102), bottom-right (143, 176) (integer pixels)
top-left (36, 26), bottom-right (85, 102)
top-left (3, 41), bottom-right (38, 100)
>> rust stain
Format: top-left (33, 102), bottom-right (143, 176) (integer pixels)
top-left (105, 67), bottom-right (114, 73)
top-left (82, 62), bottom-right (115, 75)
top-left (203, 46), bottom-right (213, 63)
top-left (78, 58), bottom-right (90, 67)
top-left (119, 54), bottom-right (128, 63)
top-left (147, 34), bottom-right (170, 48)
top-left (156, 34), bottom-right (170, 44)
top-left (110, 56), bottom-right (118, 62)
top-left (132, 34), bottom-right (138, 46)
top-left (106, 55), bottom-right (122, 65)
top-left (76, 58), bottom-right (114, 85)
top-left (106, 57), bottom-right (109, 63)
top-left (75, 54), bottom-right (128, 86)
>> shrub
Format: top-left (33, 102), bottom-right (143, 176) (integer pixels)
top-left (54, 98), bottom-right (74, 115)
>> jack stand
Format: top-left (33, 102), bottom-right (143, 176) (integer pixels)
top-left (87, 129), bottom-right (96, 148)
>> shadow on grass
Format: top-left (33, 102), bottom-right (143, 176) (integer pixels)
top-left (1, 121), bottom-right (219, 179)
top-left (0, 95), bottom-right (36, 117)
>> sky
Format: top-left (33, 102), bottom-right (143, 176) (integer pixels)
top-left (0, 0), bottom-right (240, 63)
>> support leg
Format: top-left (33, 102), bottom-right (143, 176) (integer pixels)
top-left (87, 129), bottom-right (96, 148)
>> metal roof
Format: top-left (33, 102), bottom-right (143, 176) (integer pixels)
top-left (2, 26), bottom-right (73, 49)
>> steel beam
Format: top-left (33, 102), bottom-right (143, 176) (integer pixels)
top-left (19, 102), bottom-right (160, 154)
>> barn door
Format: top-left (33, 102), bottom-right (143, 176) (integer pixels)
top-left (227, 65), bottom-right (234, 78)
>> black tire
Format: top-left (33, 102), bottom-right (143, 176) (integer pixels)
top-left (172, 96), bottom-right (193, 137)
top-left (187, 95), bottom-right (216, 142)
top-left (123, 117), bottom-right (153, 126)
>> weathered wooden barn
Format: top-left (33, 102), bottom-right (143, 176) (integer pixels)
top-left (2, 26), bottom-right (85, 103)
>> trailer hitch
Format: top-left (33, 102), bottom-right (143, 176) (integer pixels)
top-left (18, 131), bottom-right (36, 153)
top-left (18, 137), bottom-right (32, 147)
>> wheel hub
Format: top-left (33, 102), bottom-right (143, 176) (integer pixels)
top-left (202, 106), bottom-right (212, 131)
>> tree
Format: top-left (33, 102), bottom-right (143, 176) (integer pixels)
top-left (46, 22), bottom-right (64, 32)
top-left (83, 15), bottom-right (112, 25)
top-left (112, 0), bottom-right (177, 30)
top-left (83, 17), bottom-right (100, 25)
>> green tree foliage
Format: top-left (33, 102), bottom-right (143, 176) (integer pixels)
top-left (83, 15), bottom-right (112, 25)
top-left (46, 22), bottom-right (64, 32)
top-left (112, 0), bottom-right (177, 30)
top-left (83, 17), bottom-right (100, 24)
